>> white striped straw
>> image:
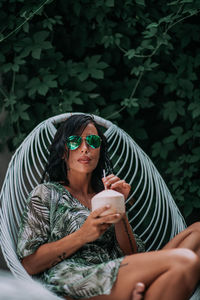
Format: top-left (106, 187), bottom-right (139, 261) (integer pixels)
top-left (103, 169), bottom-right (107, 189)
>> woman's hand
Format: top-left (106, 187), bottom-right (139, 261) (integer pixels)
top-left (102, 174), bottom-right (131, 200)
top-left (79, 205), bottom-right (122, 243)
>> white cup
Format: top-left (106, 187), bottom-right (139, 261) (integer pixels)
top-left (91, 189), bottom-right (125, 223)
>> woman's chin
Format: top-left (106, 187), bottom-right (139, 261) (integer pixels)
top-left (70, 165), bottom-right (95, 174)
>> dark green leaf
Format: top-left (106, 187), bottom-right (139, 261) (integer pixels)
top-left (38, 83), bottom-right (49, 96)
top-left (105, 0), bottom-right (115, 7)
top-left (91, 69), bottom-right (104, 79)
top-left (171, 126), bottom-right (183, 135)
top-left (32, 48), bottom-right (41, 59)
top-left (135, 0), bottom-right (145, 5)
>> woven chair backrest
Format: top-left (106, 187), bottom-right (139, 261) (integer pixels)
top-left (0, 113), bottom-right (187, 281)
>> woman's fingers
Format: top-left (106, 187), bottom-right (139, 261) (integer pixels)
top-left (99, 223), bottom-right (110, 231)
top-left (132, 282), bottom-right (145, 300)
top-left (102, 174), bottom-right (119, 188)
top-left (80, 207), bottom-right (113, 243)
top-left (110, 180), bottom-right (129, 189)
top-left (91, 206), bottom-right (122, 224)
top-left (98, 213), bottom-right (122, 224)
top-left (91, 205), bottom-right (111, 218)
top-left (102, 174), bottom-right (131, 200)
top-left (102, 174), bottom-right (130, 191)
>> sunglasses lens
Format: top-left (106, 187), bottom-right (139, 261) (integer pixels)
top-left (86, 135), bottom-right (101, 148)
top-left (66, 135), bottom-right (101, 150)
top-left (66, 136), bottom-right (81, 150)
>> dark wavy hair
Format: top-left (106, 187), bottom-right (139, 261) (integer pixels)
top-left (42, 114), bottom-right (113, 192)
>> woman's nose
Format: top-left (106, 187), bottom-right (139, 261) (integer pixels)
top-left (80, 139), bottom-right (89, 152)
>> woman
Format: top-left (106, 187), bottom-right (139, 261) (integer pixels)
top-left (17, 114), bottom-right (200, 300)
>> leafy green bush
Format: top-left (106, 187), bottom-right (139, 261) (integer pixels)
top-left (0, 0), bottom-right (200, 221)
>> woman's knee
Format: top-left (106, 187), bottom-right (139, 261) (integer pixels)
top-left (170, 248), bottom-right (199, 271)
top-left (188, 222), bottom-right (200, 233)
top-left (172, 248), bottom-right (200, 291)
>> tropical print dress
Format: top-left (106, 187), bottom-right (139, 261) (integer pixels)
top-left (17, 182), bottom-right (145, 299)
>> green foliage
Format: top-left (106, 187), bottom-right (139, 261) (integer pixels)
top-left (0, 0), bottom-right (200, 221)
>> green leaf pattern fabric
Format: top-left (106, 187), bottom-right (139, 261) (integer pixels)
top-left (17, 183), bottom-right (145, 299)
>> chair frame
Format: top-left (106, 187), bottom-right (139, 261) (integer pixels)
top-left (0, 112), bottom-right (199, 299)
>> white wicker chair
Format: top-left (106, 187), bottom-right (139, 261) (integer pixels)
top-left (0, 112), bottom-right (199, 299)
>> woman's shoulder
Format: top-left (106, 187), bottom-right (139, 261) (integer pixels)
top-left (31, 181), bottom-right (64, 193)
top-left (28, 182), bottom-right (77, 210)
top-left (27, 182), bottom-right (65, 204)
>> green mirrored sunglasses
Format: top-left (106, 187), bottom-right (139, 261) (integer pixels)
top-left (66, 135), bottom-right (102, 150)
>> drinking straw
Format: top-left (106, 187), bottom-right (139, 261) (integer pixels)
top-left (103, 169), bottom-right (107, 189)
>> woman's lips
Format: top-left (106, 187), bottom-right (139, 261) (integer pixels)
top-left (78, 157), bottom-right (91, 164)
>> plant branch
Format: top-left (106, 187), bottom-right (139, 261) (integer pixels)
top-left (106, 71), bottom-right (144, 120)
top-left (130, 71), bottom-right (144, 99)
top-left (11, 71), bottom-right (16, 94)
top-left (0, 0), bottom-right (52, 43)
top-left (165, 9), bottom-right (200, 34)
top-left (122, 7), bottom-right (200, 60)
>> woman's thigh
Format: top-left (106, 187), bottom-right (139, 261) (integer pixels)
top-left (163, 222), bottom-right (200, 253)
top-left (83, 248), bottom-right (194, 300)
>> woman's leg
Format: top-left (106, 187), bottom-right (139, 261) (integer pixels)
top-left (66, 223), bottom-right (200, 300)
top-left (130, 221), bottom-right (200, 300)
top-left (83, 248), bottom-right (200, 300)
top-left (163, 222), bottom-right (200, 256)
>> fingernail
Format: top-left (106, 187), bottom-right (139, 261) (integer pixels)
top-left (106, 204), bottom-right (110, 208)
top-left (115, 214), bottom-right (120, 217)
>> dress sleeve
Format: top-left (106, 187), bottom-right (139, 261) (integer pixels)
top-left (134, 233), bottom-right (145, 253)
top-left (17, 184), bottom-right (51, 259)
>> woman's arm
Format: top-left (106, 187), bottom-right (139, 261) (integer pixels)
top-left (102, 174), bottom-right (138, 255)
top-left (22, 205), bottom-right (121, 275)
top-left (22, 228), bottom-right (88, 275)
top-left (114, 214), bottom-right (138, 255)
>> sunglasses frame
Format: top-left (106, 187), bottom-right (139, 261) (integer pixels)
top-left (66, 134), bottom-right (102, 150)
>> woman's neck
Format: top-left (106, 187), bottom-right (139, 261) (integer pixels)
top-left (65, 171), bottom-right (95, 209)
top-left (67, 170), bottom-right (93, 196)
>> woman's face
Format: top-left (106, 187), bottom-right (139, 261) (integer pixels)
top-left (66, 123), bottom-right (101, 175)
